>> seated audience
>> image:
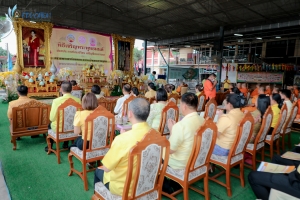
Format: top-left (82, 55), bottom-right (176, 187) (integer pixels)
top-left (272, 86), bottom-right (279, 94)
top-left (70, 93), bottom-right (98, 150)
top-left (146, 88), bottom-right (168, 130)
top-left (222, 87), bottom-right (241, 107)
top-left (265, 85), bottom-right (271, 95)
top-left (293, 84), bottom-right (299, 98)
top-left (240, 83), bottom-right (248, 97)
top-left (91, 85), bottom-right (104, 99)
top-left (251, 86), bottom-right (265, 105)
top-left (250, 83), bottom-right (260, 97)
top-left (236, 82), bottom-right (241, 89)
top-left (268, 93), bottom-right (282, 135)
top-left (167, 93), bottom-right (205, 169)
top-left (94, 98), bottom-right (151, 195)
top-left (164, 84), bottom-right (173, 96)
top-left (46, 81), bottom-right (81, 151)
top-left (280, 89), bottom-right (292, 123)
top-left (171, 84), bottom-right (178, 94)
top-left (176, 82), bottom-right (187, 93)
top-left (114, 84), bottom-right (131, 117)
top-left (213, 93), bottom-right (245, 156)
top-left (131, 87), bottom-right (139, 96)
top-left (145, 82), bottom-right (156, 99)
top-left (248, 147), bottom-right (300, 200)
top-left (195, 84), bottom-right (203, 96)
top-left (70, 80), bottom-right (77, 86)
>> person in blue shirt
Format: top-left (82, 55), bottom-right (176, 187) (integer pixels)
top-left (148, 71), bottom-right (156, 82)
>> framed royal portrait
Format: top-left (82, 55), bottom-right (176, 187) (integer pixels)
top-left (13, 18), bottom-right (52, 73)
top-left (112, 34), bottom-right (135, 74)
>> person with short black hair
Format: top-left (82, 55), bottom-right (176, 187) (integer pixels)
top-left (91, 85), bottom-right (104, 99)
top-left (70, 80), bottom-right (77, 86)
top-left (131, 87), bottom-right (139, 96)
top-left (166, 92), bottom-right (205, 169)
top-left (145, 82), bottom-right (156, 99)
top-left (213, 93), bottom-right (246, 156)
top-left (223, 75), bottom-right (231, 91)
top-left (94, 98), bottom-right (151, 196)
top-left (146, 88), bottom-right (168, 130)
top-left (114, 84), bottom-right (131, 117)
top-left (148, 71), bottom-right (156, 82)
top-left (195, 84), bottom-right (203, 96)
top-left (272, 86), bottom-right (279, 94)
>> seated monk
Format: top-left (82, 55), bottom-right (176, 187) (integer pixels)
top-left (176, 82), bottom-right (187, 93)
top-left (240, 83), bottom-right (248, 97)
top-left (265, 85), bottom-right (271, 95)
top-left (293, 84), bottom-right (299, 99)
top-left (250, 86), bottom-right (265, 106)
top-left (250, 83), bottom-right (260, 97)
top-left (94, 98), bottom-right (152, 196)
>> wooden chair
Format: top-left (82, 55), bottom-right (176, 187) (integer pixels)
top-left (162, 118), bottom-right (217, 200)
top-left (203, 98), bottom-right (217, 119)
top-left (245, 106), bottom-right (273, 170)
top-left (71, 89), bottom-right (83, 99)
top-left (121, 95), bottom-right (136, 117)
top-left (264, 104), bottom-right (287, 159)
top-left (158, 101), bottom-right (179, 138)
top-left (97, 97), bottom-right (116, 113)
top-left (10, 100), bottom-right (50, 150)
top-left (68, 109), bottom-right (115, 190)
top-left (168, 93), bottom-right (180, 105)
top-left (280, 102), bottom-right (298, 150)
top-left (92, 129), bottom-right (170, 200)
top-left (197, 93), bottom-right (206, 112)
top-left (47, 98), bottom-right (82, 164)
top-left (209, 112), bottom-right (254, 197)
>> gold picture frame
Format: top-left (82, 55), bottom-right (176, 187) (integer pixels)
top-left (13, 18), bottom-right (53, 74)
top-left (112, 34), bottom-right (135, 75)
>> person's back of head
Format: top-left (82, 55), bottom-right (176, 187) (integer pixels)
top-left (132, 87), bottom-right (139, 96)
top-left (171, 84), bottom-right (176, 91)
top-left (258, 86), bottom-right (265, 94)
top-left (148, 82), bottom-right (156, 91)
top-left (152, 71), bottom-right (156, 75)
top-left (272, 87), bottom-right (279, 94)
top-left (70, 80), bottom-right (77, 86)
top-left (123, 84), bottom-right (131, 94)
top-left (156, 88), bottom-right (168, 102)
top-left (61, 81), bottom-right (72, 93)
top-left (82, 92), bottom-right (98, 110)
top-left (128, 98), bottom-right (150, 122)
top-left (279, 89), bottom-right (291, 100)
top-left (226, 93), bottom-right (246, 108)
top-left (17, 85), bottom-right (28, 96)
top-left (271, 93), bottom-right (283, 109)
top-left (181, 92), bottom-right (198, 111)
top-left (231, 87), bottom-right (241, 95)
top-left (195, 84), bottom-right (203, 92)
top-left (164, 84), bottom-right (172, 94)
top-left (257, 94), bottom-right (270, 117)
top-left (242, 83), bottom-right (247, 88)
top-left (91, 85), bottom-right (101, 95)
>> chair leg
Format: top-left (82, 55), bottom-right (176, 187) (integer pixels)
top-left (276, 140), bottom-right (280, 155)
top-left (11, 136), bottom-right (17, 150)
top-left (281, 135), bottom-right (285, 151)
top-left (57, 142), bottom-right (61, 164)
top-left (252, 153), bottom-right (256, 170)
top-left (83, 162), bottom-right (88, 191)
top-left (270, 143), bottom-right (273, 159)
top-left (204, 173), bottom-right (209, 200)
top-left (183, 182), bottom-right (189, 200)
top-left (226, 168), bottom-right (232, 197)
top-left (46, 137), bottom-right (52, 155)
top-left (68, 153), bottom-right (74, 176)
top-left (240, 162), bottom-right (245, 187)
top-left (261, 147), bottom-right (265, 161)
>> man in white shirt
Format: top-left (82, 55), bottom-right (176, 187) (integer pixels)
top-left (114, 84), bottom-right (131, 117)
top-left (280, 89), bottom-right (292, 126)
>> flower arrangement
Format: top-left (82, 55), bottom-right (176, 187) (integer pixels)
top-left (141, 75), bottom-right (148, 81)
top-left (110, 70), bottom-right (124, 78)
top-left (58, 67), bottom-right (73, 77)
top-left (156, 79), bottom-right (167, 85)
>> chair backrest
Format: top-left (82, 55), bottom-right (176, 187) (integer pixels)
top-left (71, 90), bottom-right (83, 99)
top-left (282, 102), bottom-right (298, 132)
top-left (228, 112), bottom-right (254, 160)
top-left (271, 104), bottom-right (287, 140)
top-left (197, 93), bottom-right (206, 112)
top-left (181, 87), bottom-right (188, 95)
top-left (168, 93), bottom-right (180, 105)
top-left (158, 101), bottom-right (179, 136)
top-left (254, 106), bottom-right (273, 146)
top-left (122, 129), bottom-right (170, 199)
top-left (11, 100), bottom-right (50, 133)
top-left (97, 97), bottom-right (114, 112)
top-left (204, 98), bottom-right (217, 119)
top-left (57, 98), bottom-right (82, 133)
top-left (122, 95), bottom-right (136, 117)
top-left (83, 109), bottom-right (115, 152)
top-left (186, 118), bottom-right (217, 179)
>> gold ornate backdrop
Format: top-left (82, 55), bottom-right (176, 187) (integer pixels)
top-left (12, 18), bottom-right (53, 75)
top-left (112, 34), bottom-right (135, 75)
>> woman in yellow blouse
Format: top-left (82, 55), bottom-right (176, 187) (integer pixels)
top-left (70, 92), bottom-right (98, 150)
top-left (268, 93), bottom-right (282, 135)
top-left (146, 88), bottom-right (168, 130)
top-left (195, 84), bottom-right (203, 96)
top-left (145, 82), bottom-right (156, 99)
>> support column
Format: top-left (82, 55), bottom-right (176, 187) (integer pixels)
top-left (261, 42), bottom-right (267, 59)
top-left (209, 47), bottom-right (212, 58)
top-left (143, 40), bottom-right (147, 75)
top-left (218, 26), bottom-right (224, 91)
top-left (151, 49), bottom-right (154, 72)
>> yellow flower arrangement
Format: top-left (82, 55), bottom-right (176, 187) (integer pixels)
top-left (141, 75), bottom-right (148, 81)
top-left (0, 71), bottom-right (17, 79)
top-left (111, 70), bottom-right (124, 78)
top-left (156, 79), bottom-right (167, 85)
top-left (58, 67), bottom-right (73, 77)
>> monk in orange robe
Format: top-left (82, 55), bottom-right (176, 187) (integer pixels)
top-left (250, 83), bottom-right (260, 97)
top-left (265, 85), bottom-right (271, 95)
top-left (293, 85), bottom-right (299, 99)
top-left (240, 83), bottom-right (248, 98)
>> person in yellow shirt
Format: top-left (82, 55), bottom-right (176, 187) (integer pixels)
top-left (268, 93), bottom-right (282, 135)
top-left (195, 84), bottom-right (203, 96)
top-left (70, 93), bottom-right (98, 150)
top-left (167, 93), bottom-right (205, 169)
top-left (223, 76), bottom-right (231, 91)
top-left (94, 98), bottom-right (151, 196)
top-left (45, 81), bottom-right (81, 152)
top-left (213, 93), bottom-right (246, 156)
top-left (145, 82), bottom-right (156, 99)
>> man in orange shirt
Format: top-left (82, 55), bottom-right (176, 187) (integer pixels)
top-left (265, 85), bottom-right (271, 95)
top-left (204, 73), bottom-right (217, 100)
top-left (239, 83), bottom-right (248, 98)
top-left (250, 83), bottom-right (260, 97)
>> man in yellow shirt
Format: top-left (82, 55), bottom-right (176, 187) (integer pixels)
top-left (223, 76), bottom-right (231, 91)
top-left (45, 81), bottom-right (81, 152)
top-left (94, 98), bottom-right (151, 196)
top-left (167, 93), bottom-right (205, 169)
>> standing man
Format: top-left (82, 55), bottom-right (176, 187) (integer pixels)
top-left (204, 73), bottom-right (217, 100)
top-left (223, 75), bottom-right (231, 91)
top-left (148, 71), bottom-right (156, 83)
